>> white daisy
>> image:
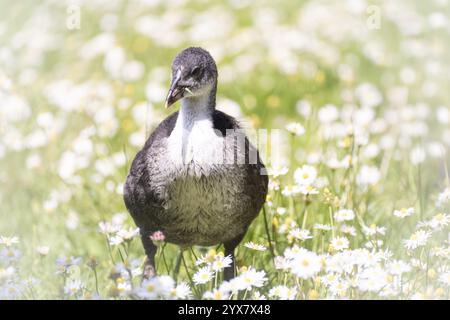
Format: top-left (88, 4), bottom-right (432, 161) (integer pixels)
top-left (244, 241), bottom-right (267, 251)
top-left (193, 266), bottom-right (214, 285)
top-left (289, 248), bottom-right (321, 279)
top-left (357, 265), bottom-right (388, 292)
top-left (429, 213), bottom-right (450, 229)
top-left (340, 224), bottom-right (357, 236)
top-left (356, 165), bottom-right (380, 187)
top-left (436, 188), bottom-right (450, 207)
top-left (438, 271), bottom-right (450, 286)
top-left (330, 237), bottom-right (350, 251)
top-left (329, 280), bottom-right (349, 296)
top-left (267, 165), bottom-right (289, 177)
top-left (294, 165), bottom-right (317, 186)
top-left (116, 227), bottom-right (140, 241)
top-left (314, 223), bottom-right (332, 231)
top-left (286, 122), bottom-right (305, 136)
top-left (289, 228), bottom-right (313, 241)
top-left (387, 260), bottom-right (411, 276)
top-left (334, 209), bottom-right (355, 222)
top-left (274, 256), bottom-right (290, 270)
top-left (212, 255), bottom-right (233, 272)
top-left (203, 282), bottom-right (231, 300)
top-left (170, 282), bottom-right (192, 300)
top-left (136, 277), bottom-right (160, 300)
top-left (362, 224), bottom-right (386, 236)
top-left (135, 276), bottom-right (174, 299)
top-left (252, 291), bottom-right (267, 300)
top-left (232, 267), bottom-right (267, 290)
top-left (36, 246), bottom-right (50, 256)
top-left (0, 236), bottom-right (19, 247)
top-left (297, 184), bottom-right (319, 195)
top-left (269, 285), bottom-right (297, 300)
top-left (403, 230), bottom-right (432, 250)
top-left (64, 279), bottom-right (83, 296)
top-left (393, 207), bottom-right (414, 218)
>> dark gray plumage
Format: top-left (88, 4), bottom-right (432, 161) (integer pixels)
top-left (124, 47), bottom-right (268, 280)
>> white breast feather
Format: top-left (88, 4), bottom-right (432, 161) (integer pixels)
top-left (167, 118), bottom-right (224, 170)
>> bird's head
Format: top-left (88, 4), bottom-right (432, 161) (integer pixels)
top-left (165, 47), bottom-right (218, 108)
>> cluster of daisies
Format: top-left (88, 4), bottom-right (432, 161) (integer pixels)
top-left (0, 236), bottom-right (27, 299)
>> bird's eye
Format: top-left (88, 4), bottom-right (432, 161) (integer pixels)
top-left (190, 66), bottom-right (201, 77)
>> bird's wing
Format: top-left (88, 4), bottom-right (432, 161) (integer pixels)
top-left (123, 111), bottom-right (179, 233)
top-left (213, 110), bottom-right (269, 222)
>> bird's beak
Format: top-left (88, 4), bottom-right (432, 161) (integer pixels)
top-left (165, 71), bottom-right (184, 108)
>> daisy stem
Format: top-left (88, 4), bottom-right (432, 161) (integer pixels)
top-left (93, 267), bottom-right (99, 296)
top-left (28, 285), bottom-right (37, 300)
top-left (400, 274), bottom-right (403, 298)
top-left (444, 153), bottom-right (450, 188)
top-left (425, 247), bottom-right (430, 288)
top-left (296, 278), bottom-right (302, 299)
top-left (105, 235), bottom-right (115, 264)
top-left (243, 289), bottom-right (248, 300)
top-left (118, 247), bottom-right (126, 264)
top-left (301, 208), bottom-right (308, 229)
top-left (172, 249), bottom-right (183, 281)
top-left (289, 196), bottom-right (295, 219)
top-left (122, 242), bottom-right (129, 257)
top-left (189, 247), bottom-right (198, 261)
top-left (262, 205), bottom-right (275, 260)
top-left (417, 163), bottom-right (424, 220)
top-left (329, 207), bottom-right (335, 239)
top-left (161, 243), bottom-right (170, 274)
top-left (321, 232), bottom-right (325, 254)
top-left (181, 253), bottom-right (200, 298)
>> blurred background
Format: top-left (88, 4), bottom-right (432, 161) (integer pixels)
top-left (0, 0), bottom-right (449, 299)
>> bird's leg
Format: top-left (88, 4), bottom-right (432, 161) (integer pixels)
top-left (141, 233), bottom-right (157, 279)
top-left (223, 247), bottom-right (236, 281)
top-left (223, 234), bottom-right (245, 281)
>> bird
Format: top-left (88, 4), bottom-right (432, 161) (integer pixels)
top-left (124, 47), bottom-right (268, 281)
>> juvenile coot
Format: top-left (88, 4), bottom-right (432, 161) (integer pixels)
top-left (124, 47), bottom-right (268, 280)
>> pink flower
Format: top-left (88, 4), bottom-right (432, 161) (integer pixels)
top-left (149, 231), bottom-right (165, 244)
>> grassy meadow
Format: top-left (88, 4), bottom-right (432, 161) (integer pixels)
top-left (0, 0), bottom-right (450, 299)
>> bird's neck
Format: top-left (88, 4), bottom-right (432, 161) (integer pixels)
top-left (169, 84), bottom-right (219, 164)
top-left (177, 85), bottom-right (216, 130)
